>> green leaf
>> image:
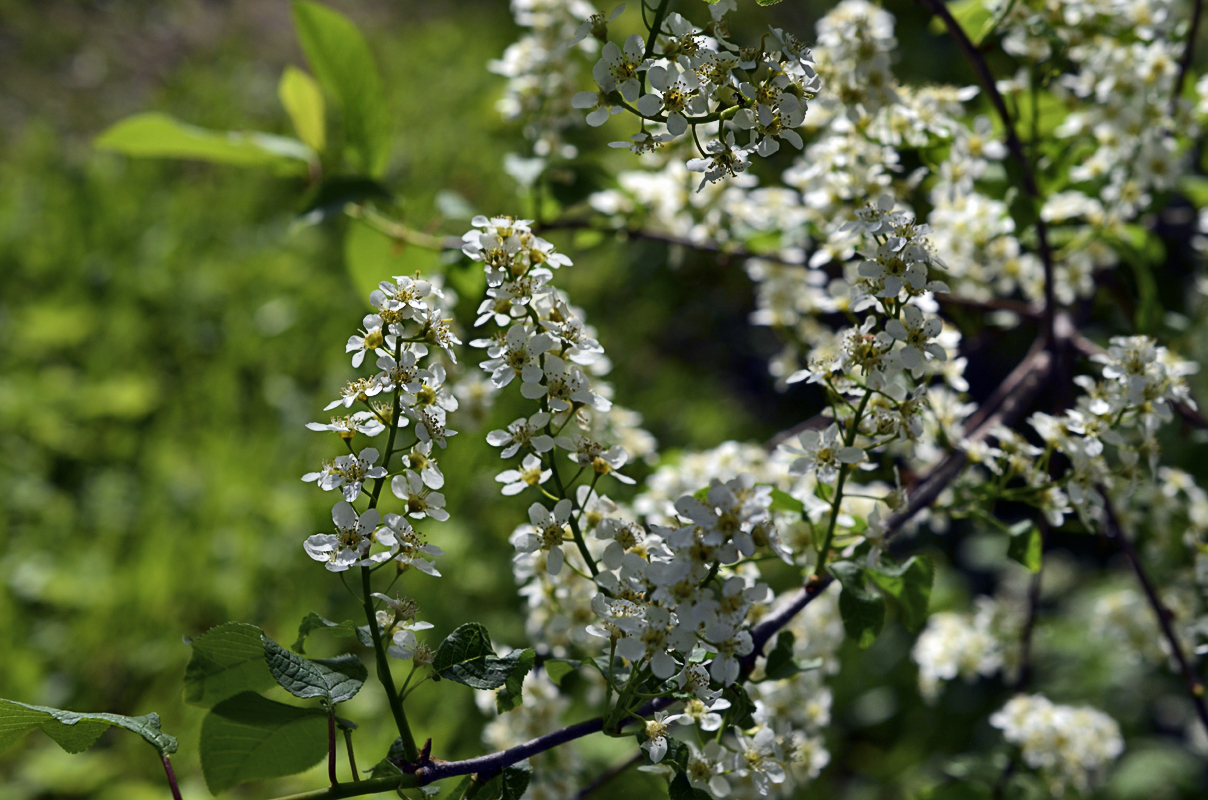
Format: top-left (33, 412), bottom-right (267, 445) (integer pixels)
top-left (278, 66), bottom-right (326, 152)
top-left (768, 487), bottom-right (804, 515)
top-left (292, 613), bottom-right (362, 654)
top-left (495, 648), bottom-right (537, 713)
top-left (868, 556), bottom-right (935, 633)
top-left (292, 1), bottom-right (392, 177)
top-left (262, 636), bottom-right (367, 705)
top-left (500, 763), bottom-right (532, 800)
top-left (344, 219), bottom-right (442, 306)
top-left (1007, 522), bottom-right (1043, 573)
top-left (199, 692), bottom-right (328, 794)
top-left (669, 769), bottom-right (712, 800)
top-left (722, 684), bottom-right (757, 730)
top-left (433, 623), bottom-right (536, 692)
top-left (932, 0), bottom-right (995, 43)
top-left (755, 0), bottom-right (786, 5)
top-left (543, 658), bottom-right (579, 687)
top-left (183, 622), bottom-right (276, 708)
top-left (95, 113), bottom-right (312, 175)
top-left (829, 561), bottom-right (886, 648)
top-left (0, 699), bottom-right (177, 756)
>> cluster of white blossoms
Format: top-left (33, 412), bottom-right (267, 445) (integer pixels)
top-left (911, 597), bottom-right (1005, 701)
top-left (572, 0), bottom-right (820, 186)
top-left (492, 0), bottom-right (600, 159)
top-left (990, 694), bottom-right (1124, 796)
top-left (300, 276), bottom-right (466, 660)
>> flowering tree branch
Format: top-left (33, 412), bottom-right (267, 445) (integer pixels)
top-left (912, 0), bottom-right (1058, 341)
top-left (1098, 490), bottom-right (1208, 735)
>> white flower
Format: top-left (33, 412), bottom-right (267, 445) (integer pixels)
top-left (593, 34), bottom-right (646, 101)
top-left (486, 411), bottom-right (555, 458)
top-left (642, 711), bottom-right (685, 763)
top-left (513, 499), bottom-right (573, 574)
top-left (884, 305), bottom-right (945, 374)
top-left (496, 454), bottom-right (552, 496)
top-left (377, 514), bottom-right (444, 577)
top-left (780, 423), bottom-right (865, 483)
top-left (636, 64), bottom-right (703, 136)
top-left (391, 472), bottom-right (449, 521)
top-left (346, 314), bottom-right (386, 368)
top-left (306, 411), bottom-right (386, 439)
top-left (302, 447), bottom-right (387, 502)
top-left (303, 502), bottom-right (381, 572)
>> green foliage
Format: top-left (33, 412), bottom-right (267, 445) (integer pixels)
top-left (543, 658), bottom-right (579, 687)
top-left (475, 762), bottom-right (532, 800)
top-left (292, 0), bottom-right (392, 177)
top-left (344, 218), bottom-right (443, 303)
top-left (1006, 522), bottom-right (1043, 573)
top-left (868, 556), bottom-right (935, 633)
top-left (669, 769), bottom-right (712, 799)
top-left (433, 623), bottom-right (536, 709)
top-left (763, 630), bottom-right (823, 680)
top-left (199, 691), bottom-right (328, 793)
top-left (0, 699), bottom-right (177, 757)
top-left (278, 66), bottom-right (327, 153)
top-left (183, 623), bottom-right (277, 708)
top-left (261, 636), bottom-right (367, 705)
top-left (94, 113), bottom-right (313, 174)
top-left (830, 561), bottom-right (887, 648)
top-left (292, 613), bottom-right (363, 654)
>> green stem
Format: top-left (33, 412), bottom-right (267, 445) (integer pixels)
top-left (343, 728), bottom-right (360, 782)
top-left (360, 566), bottom-right (419, 761)
top-left (271, 774), bottom-right (418, 800)
top-left (813, 390), bottom-right (872, 578)
top-left (544, 423), bottom-right (598, 577)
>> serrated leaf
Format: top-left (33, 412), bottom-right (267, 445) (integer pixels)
top-left (0, 699), bottom-right (177, 756)
top-left (199, 692), bottom-right (327, 794)
top-left (495, 648), bottom-right (537, 713)
top-left (500, 763), bottom-right (532, 800)
top-left (755, 0), bottom-right (786, 5)
top-left (262, 636), bottom-right (367, 705)
top-left (95, 113), bottom-right (312, 175)
top-left (292, 0), bottom-right (391, 177)
top-left (279, 66), bottom-right (326, 152)
top-left (292, 613), bottom-right (361, 654)
top-left (830, 561), bottom-right (886, 648)
top-left (433, 623), bottom-right (535, 693)
top-left (344, 218), bottom-right (442, 305)
top-left (543, 658), bottom-right (579, 687)
top-left (1007, 522), bottom-right (1043, 573)
top-left (368, 757), bottom-right (403, 780)
top-left (183, 622), bottom-right (276, 708)
top-left (869, 556), bottom-right (935, 633)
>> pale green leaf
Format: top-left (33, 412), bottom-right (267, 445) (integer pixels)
top-left (279, 65), bottom-right (326, 152)
top-left (95, 112), bottom-right (312, 174)
top-left (292, 0), bottom-right (392, 176)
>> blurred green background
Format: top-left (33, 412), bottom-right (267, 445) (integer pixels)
top-left (2, 1), bottom-right (1207, 799)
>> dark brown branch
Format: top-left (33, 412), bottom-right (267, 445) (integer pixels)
top-left (1099, 489), bottom-right (1208, 735)
top-left (1175, 0), bottom-right (1205, 111)
top-left (913, 0), bottom-right (1057, 342)
top-left (575, 752), bottom-right (643, 799)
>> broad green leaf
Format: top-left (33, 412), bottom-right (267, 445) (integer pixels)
top-left (1007, 522), bottom-right (1043, 573)
top-left (292, 1), bottom-right (392, 177)
top-left (721, 684), bottom-right (757, 730)
top-left (931, 0), bottom-right (995, 43)
top-left (262, 636), bottom-right (367, 705)
top-left (433, 623), bottom-right (536, 694)
top-left (830, 561), bottom-right (886, 648)
top-left (543, 658), bottom-right (579, 687)
top-left (95, 113), bottom-right (312, 175)
top-left (278, 66), bottom-right (326, 152)
top-left (495, 648), bottom-right (537, 713)
top-left (292, 613), bottom-right (362, 654)
top-left (344, 219), bottom-right (441, 306)
top-left (0, 699), bottom-right (177, 756)
top-left (200, 692), bottom-right (327, 794)
top-left (869, 556), bottom-right (935, 633)
top-left (768, 487), bottom-right (804, 515)
top-left (183, 623), bottom-right (276, 708)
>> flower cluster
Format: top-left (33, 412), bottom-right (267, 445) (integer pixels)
top-left (990, 694), bottom-right (1124, 796)
top-left (574, 1), bottom-right (821, 187)
top-left (300, 275), bottom-right (463, 658)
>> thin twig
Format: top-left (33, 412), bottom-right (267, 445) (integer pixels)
top-left (575, 752), bottom-right (643, 799)
top-left (161, 755), bottom-right (184, 800)
top-left (1099, 489), bottom-right (1208, 735)
top-left (913, 0), bottom-right (1057, 341)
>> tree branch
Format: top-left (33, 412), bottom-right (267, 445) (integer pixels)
top-left (1098, 489), bottom-right (1208, 735)
top-left (912, 0), bottom-right (1057, 342)
top-left (1174, 0), bottom-right (1205, 111)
